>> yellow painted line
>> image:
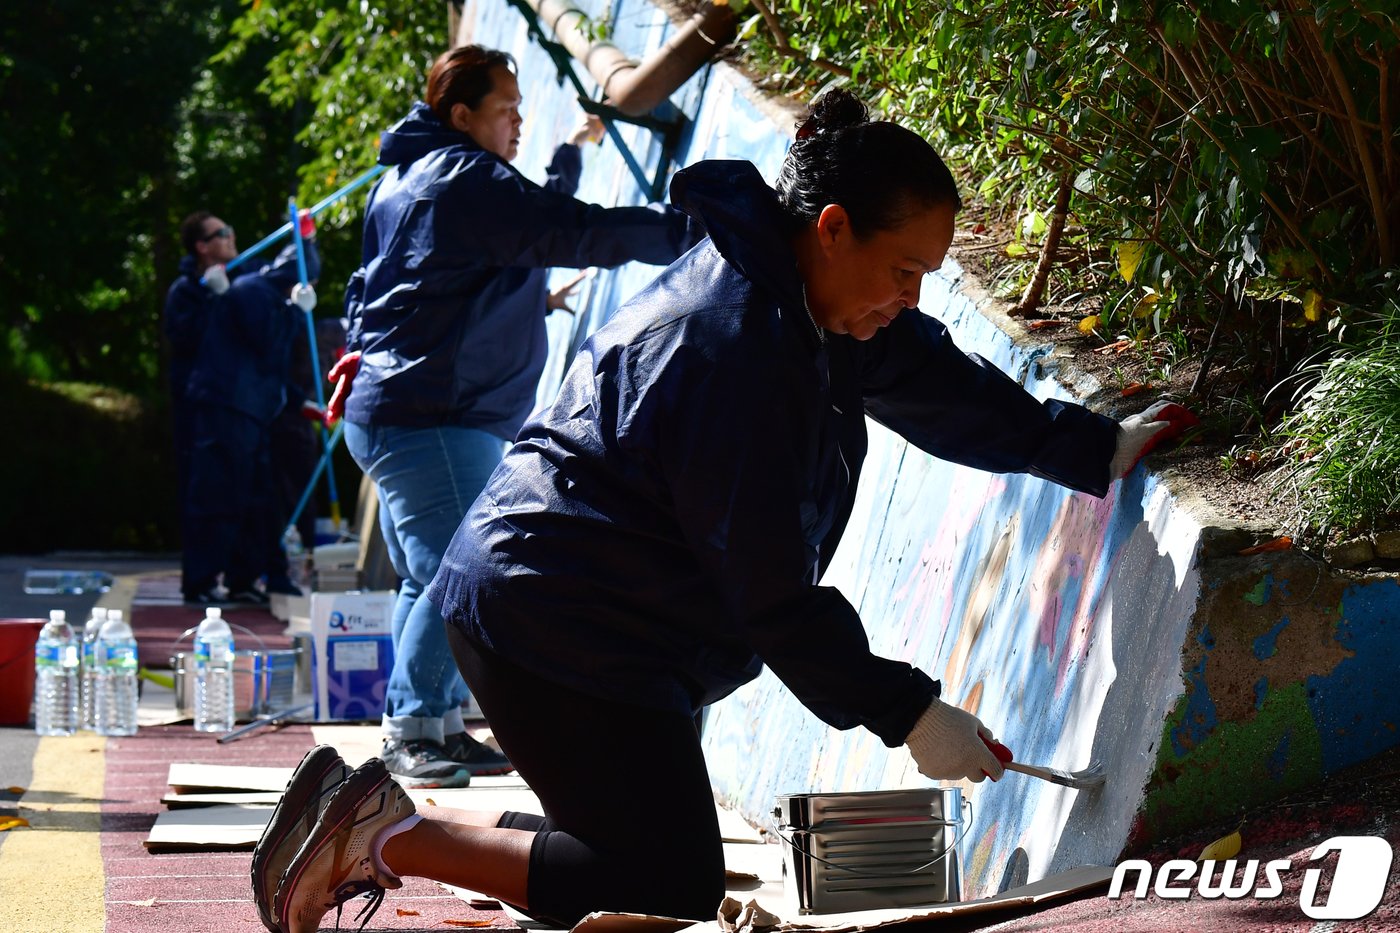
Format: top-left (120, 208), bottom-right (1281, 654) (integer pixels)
top-left (0, 733), bottom-right (106, 932)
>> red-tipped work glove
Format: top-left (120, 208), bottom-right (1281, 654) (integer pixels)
top-left (905, 697), bottom-right (1005, 783)
top-left (298, 208), bottom-right (316, 239)
top-left (203, 263), bottom-right (230, 295)
top-left (325, 350), bottom-right (361, 425)
top-left (299, 400), bottom-right (328, 424)
top-left (1110, 400), bottom-right (1199, 478)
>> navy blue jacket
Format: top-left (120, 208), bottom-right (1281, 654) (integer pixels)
top-left (429, 160), bottom-right (1118, 747)
top-left (185, 243), bottom-right (321, 425)
top-left (164, 255), bottom-right (216, 402)
top-left (343, 101), bottom-right (701, 439)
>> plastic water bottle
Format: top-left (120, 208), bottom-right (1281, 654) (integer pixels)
top-left (94, 610), bottom-right (139, 736)
top-left (193, 607), bottom-right (235, 733)
top-left (80, 607), bottom-right (108, 731)
top-left (282, 526), bottom-right (308, 591)
top-left (33, 610), bottom-right (78, 736)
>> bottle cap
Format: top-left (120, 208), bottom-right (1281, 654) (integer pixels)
top-left (49, 609), bottom-right (65, 622)
top-left (108, 609), bottom-right (123, 622)
top-left (93, 607), bottom-right (108, 620)
top-left (206, 607), bottom-right (222, 620)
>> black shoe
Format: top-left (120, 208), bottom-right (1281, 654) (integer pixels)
top-left (264, 579), bottom-right (303, 597)
top-left (228, 587), bottom-right (271, 606)
top-left (444, 732), bottom-right (515, 776)
top-left (184, 589), bottom-right (227, 607)
top-left (380, 738), bottom-right (471, 789)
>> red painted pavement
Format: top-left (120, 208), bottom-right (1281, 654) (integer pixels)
top-left (100, 723), bottom-right (516, 932)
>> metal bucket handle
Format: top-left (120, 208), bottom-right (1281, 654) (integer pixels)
top-left (769, 795), bottom-right (973, 878)
top-left (171, 621), bottom-right (268, 655)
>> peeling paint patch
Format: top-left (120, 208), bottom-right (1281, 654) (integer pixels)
top-left (1267, 729), bottom-right (1292, 781)
top-left (1243, 575), bottom-right (1273, 606)
top-left (1171, 657), bottom-right (1219, 757)
top-left (1146, 682), bottom-right (1324, 838)
top-left (1252, 616), bottom-right (1290, 660)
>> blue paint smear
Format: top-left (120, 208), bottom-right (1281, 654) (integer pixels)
top-left (1252, 616), bottom-right (1290, 660)
top-left (1254, 677), bottom-right (1269, 710)
top-left (1197, 623), bottom-right (1216, 650)
top-left (1267, 729), bottom-right (1292, 781)
top-left (1172, 656), bottom-right (1219, 758)
top-left (1304, 580), bottom-right (1400, 773)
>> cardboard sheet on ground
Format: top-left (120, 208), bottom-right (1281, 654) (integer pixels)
top-left (568, 866), bottom-right (1115, 933)
top-left (143, 804), bottom-right (271, 851)
top-left (161, 791), bottom-right (282, 808)
top-left (167, 762), bottom-right (295, 794)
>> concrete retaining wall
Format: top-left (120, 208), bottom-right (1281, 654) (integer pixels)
top-left (462, 0), bottom-right (1400, 900)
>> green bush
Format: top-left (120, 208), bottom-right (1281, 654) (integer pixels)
top-left (1268, 298), bottom-right (1400, 536)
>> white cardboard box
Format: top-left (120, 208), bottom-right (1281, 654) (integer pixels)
top-left (309, 590), bottom-right (396, 722)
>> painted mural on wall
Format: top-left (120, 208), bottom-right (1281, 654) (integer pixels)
top-left (1137, 555), bottom-right (1400, 842)
top-left (463, 0), bottom-right (1400, 904)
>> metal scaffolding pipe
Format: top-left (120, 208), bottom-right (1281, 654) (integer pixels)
top-left (523, 0), bottom-right (735, 117)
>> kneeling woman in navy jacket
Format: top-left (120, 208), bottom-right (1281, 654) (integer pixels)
top-left (263, 89), bottom-right (1186, 933)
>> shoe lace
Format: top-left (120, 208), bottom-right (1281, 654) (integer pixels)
top-left (329, 880), bottom-right (385, 931)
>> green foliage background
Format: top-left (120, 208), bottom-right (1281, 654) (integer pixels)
top-left (1, 0), bottom-right (1396, 545)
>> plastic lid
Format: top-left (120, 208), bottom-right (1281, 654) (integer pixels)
top-left (108, 609), bottom-right (123, 622)
top-left (206, 607), bottom-right (223, 620)
top-left (93, 607), bottom-right (109, 620)
top-left (49, 609), bottom-right (65, 622)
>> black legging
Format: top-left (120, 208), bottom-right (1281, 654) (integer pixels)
top-left (447, 625), bottom-right (726, 927)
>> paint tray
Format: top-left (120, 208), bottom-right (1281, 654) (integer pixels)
top-left (773, 788), bottom-right (964, 914)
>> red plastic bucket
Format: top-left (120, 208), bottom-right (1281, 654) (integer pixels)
top-left (0, 619), bottom-right (47, 726)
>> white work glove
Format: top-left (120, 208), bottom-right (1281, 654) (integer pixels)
top-left (291, 282), bottom-right (317, 312)
top-left (1110, 399), bottom-right (1198, 478)
top-left (203, 264), bottom-right (230, 295)
top-left (904, 697), bottom-right (1004, 783)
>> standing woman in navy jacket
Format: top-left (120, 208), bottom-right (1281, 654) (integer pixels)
top-left (335, 45), bottom-right (701, 788)
top-left (263, 90), bottom-right (1188, 933)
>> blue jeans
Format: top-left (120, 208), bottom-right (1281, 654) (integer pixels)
top-left (345, 421), bottom-right (506, 742)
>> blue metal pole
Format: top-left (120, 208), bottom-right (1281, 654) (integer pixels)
top-left (226, 164), bottom-right (386, 273)
top-left (287, 197), bottom-right (342, 531)
top-left (288, 421), bottom-right (345, 533)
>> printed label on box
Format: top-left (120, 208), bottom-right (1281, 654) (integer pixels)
top-left (310, 590), bottom-right (396, 722)
top-left (332, 639), bottom-right (380, 672)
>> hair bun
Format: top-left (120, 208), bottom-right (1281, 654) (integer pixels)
top-left (795, 88), bottom-right (869, 140)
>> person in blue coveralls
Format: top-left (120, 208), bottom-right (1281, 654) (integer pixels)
top-left (180, 229), bottom-right (322, 606)
top-left (164, 212), bottom-right (239, 537)
top-left (328, 44), bottom-right (703, 790)
top-left (259, 89), bottom-right (1193, 933)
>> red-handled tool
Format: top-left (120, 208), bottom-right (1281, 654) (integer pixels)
top-left (982, 735), bottom-right (1105, 790)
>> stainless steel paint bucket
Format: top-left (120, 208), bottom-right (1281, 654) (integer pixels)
top-left (773, 787), bottom-right (965, 914)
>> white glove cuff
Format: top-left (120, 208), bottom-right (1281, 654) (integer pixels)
top-left (203, 264), bottom-right (229, 295)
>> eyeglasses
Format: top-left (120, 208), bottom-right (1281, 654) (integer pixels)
top-left (199, 225), bottom-right (234, 242)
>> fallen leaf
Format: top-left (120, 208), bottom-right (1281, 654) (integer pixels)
top-left (1078, 315), bottom-right (1099, 335)
top-left (1199, 829), bottom-right (1243, 861)
top-left (0, 817), bottom-right (29, 832)
top-left (442, 921), bottom-right (494, 927)
top-left (397, 908), bottom-right (422, 917)
top-left (1027, 319), bottom-right (1064, 330)
top-left (6, 786), bottom-right (24, 794)
top-left (1121, 382), bottom-right (1152, 397)
top-left (425, 797), bottom-right (436, 807)
top-left (1093, 339), bottom-right (1132, 355)
top-left (1238, 536), bottom-right (1293, 556)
